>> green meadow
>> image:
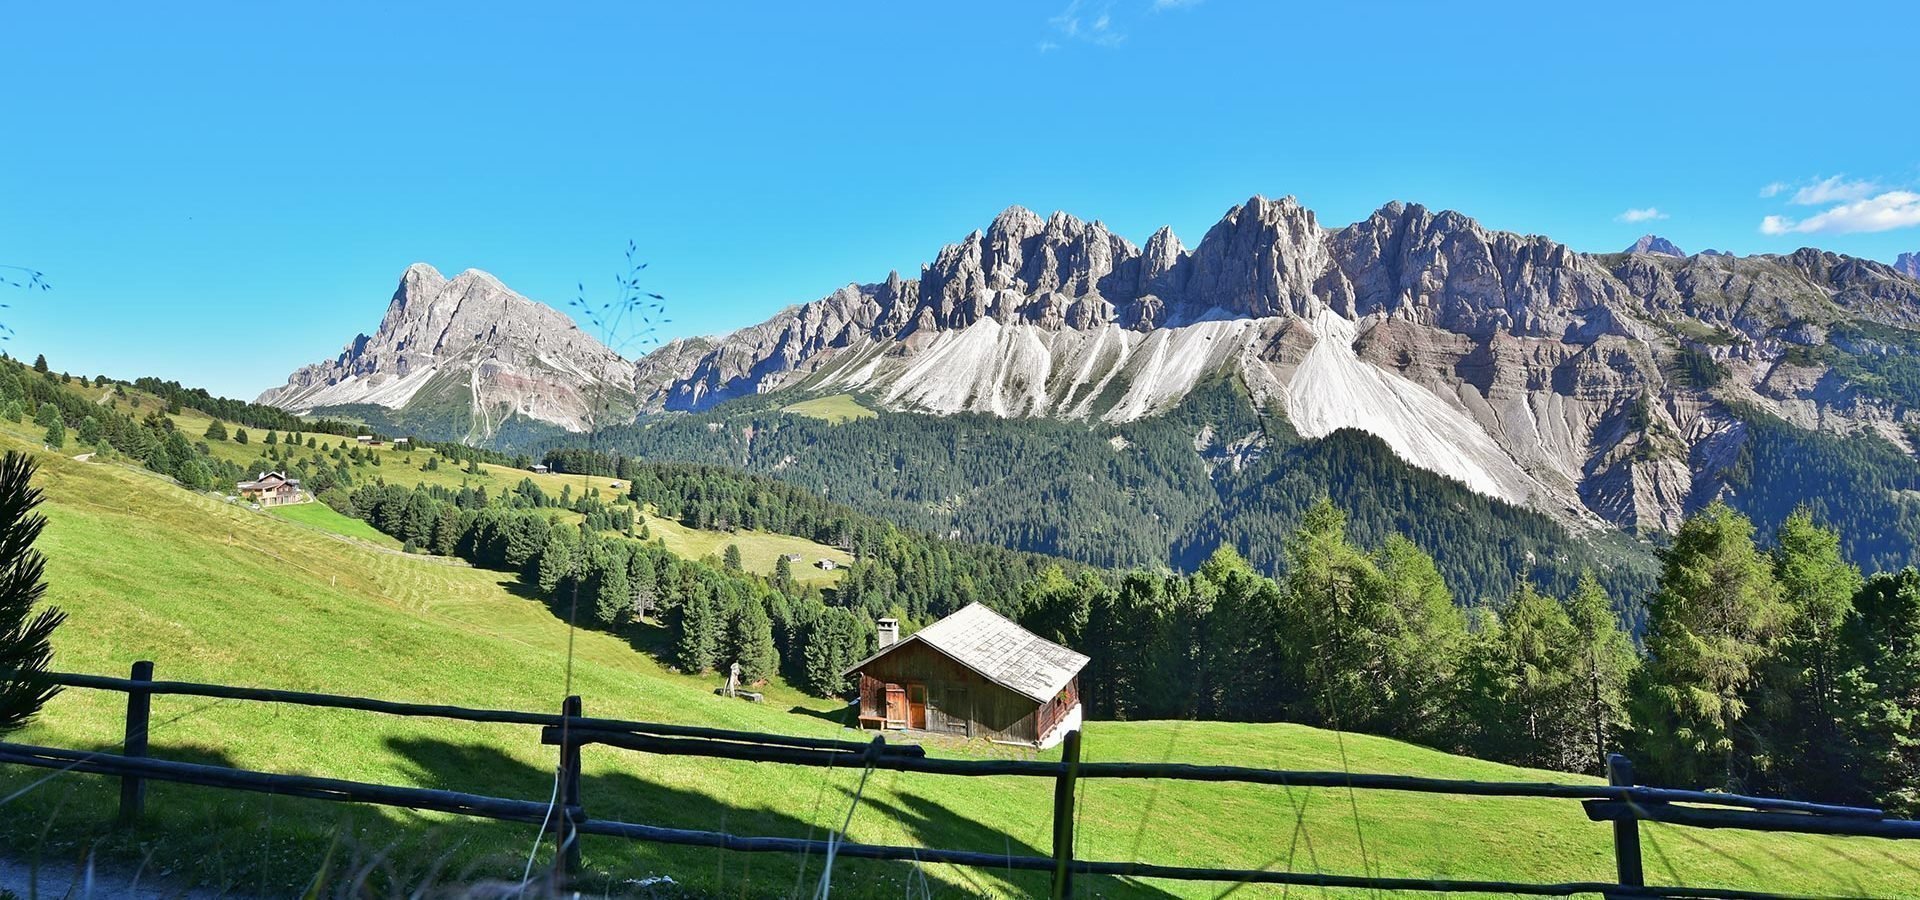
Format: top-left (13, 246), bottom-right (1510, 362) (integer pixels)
top-left (0, 430), bottom-right (1914, 897)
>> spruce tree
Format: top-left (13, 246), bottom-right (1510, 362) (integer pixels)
top-left (536, 531), bottom-right (577, 596)
top-left (629, 550), bottom-right (659, 620)
top-left (675, 588), bottom-right (719, 674)
top-left (773, 552), bottom-right (793, 588)
top-left (0, 451), bottom-right (65, 732)
top-left (801, 606), bottom-right (857, 695)
top-left (723, 543), bottom-right (743, 572)
top-left (1635, 501), bottom-right (1785, 788)
top-left (204, 419), bottom-right (228, 441)
top-left (233, 427), bottom-right (248, 445)
top-left (593, 548), bottom-right (632, 627)
top-left (728, 596), bottom-right (779, 683)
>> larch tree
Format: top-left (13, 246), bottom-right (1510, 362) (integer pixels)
top-left (1279, 498), bottom-right (1388, 730)
top-left (1372, 534), bottom-right (1467, 744)
top-left (1566, 572), bottom-right (1636, 774)
top-left (1635, 501), bottom-right (1785, 789)
top-left (1758, 509), bottom-right (1863, 797)
top-left (1496, 582), bottom-right (1582, 771)
top-left (1839, 569), bottom-right (1920, 815)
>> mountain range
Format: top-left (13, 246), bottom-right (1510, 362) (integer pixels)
top-left (261, 196), bottom-right (1920, 558)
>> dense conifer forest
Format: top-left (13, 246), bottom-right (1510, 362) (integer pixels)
top-left (585, 381), bottom-right (1658, 606)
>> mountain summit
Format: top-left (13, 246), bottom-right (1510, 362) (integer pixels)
top-left (1625, 235), bottom-right (1686, 257)
top-left (258, 264), bottom-right (633, 439)
top-left (1899, 251), bottom-right (1920, 280)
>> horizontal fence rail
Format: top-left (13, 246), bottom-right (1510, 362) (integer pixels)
top-left (7, 664), bottom-right (1916, 900)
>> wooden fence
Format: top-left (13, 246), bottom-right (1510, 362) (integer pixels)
top-left (3, 662), bottom-right (1917, 899)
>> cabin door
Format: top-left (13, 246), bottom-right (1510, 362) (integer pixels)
top-left (907, 684), bottom-right (928, 730)
top-left (884, 684), bottom-right (908, 726)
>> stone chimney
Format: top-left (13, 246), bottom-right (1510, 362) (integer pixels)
top-left (877, 617), bottom-right (899, 649)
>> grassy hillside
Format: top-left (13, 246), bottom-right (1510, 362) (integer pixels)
top-left (89, 387), bottom-right (852, 585)
top-left (0, 431), bottom-right (1915, 897)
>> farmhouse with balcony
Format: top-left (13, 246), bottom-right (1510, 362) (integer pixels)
top-left (237, 471), bottom-right (303, 507)
top-left (844, 602), bottom-right (1087, 748)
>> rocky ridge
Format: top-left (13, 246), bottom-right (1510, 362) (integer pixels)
top-left (625, 196), bottom-right (1920, 534)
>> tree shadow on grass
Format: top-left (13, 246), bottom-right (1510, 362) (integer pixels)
top-left (0, 739), bottom-right (500, 898)
top-left (786, 701), bottom-right (857, 730)
top-left (863, 790), bottom-right (1180, 899)
top-left (382, 733), bottom-right (1160, 898)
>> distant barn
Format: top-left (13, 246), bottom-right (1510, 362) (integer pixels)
top-left (844, 603), bottom-right (1087, 748)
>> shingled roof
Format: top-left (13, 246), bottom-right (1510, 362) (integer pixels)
top-left (844, 602), bottom-right (1088, 703)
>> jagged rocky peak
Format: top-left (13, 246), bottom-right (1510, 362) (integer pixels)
top-left (259, 262), bottom-right (634, 436)
top-left (1898, 252), bottom-right (1920, 280)
top-left (1626, 235), bottom-right (1686, 258)
top-left (1325, 201), bottom-right (1624, 338)
top-left (1181, 194), bottom-right (1331, 319)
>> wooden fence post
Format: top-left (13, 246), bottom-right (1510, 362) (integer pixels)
top-left (1050, 729), bottom-right (1082, 900)
top-left (1607, 753), bottom-right (1643, 892)
top-left (117, 660), bottom-right (154, 826)
top-left (556, 694), bottom-right (584, 882)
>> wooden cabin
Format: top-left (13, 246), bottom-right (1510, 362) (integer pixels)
top-left (844, 603), bottom-right (1087, 749)
top-left (237, 471), bottom-right (302, 507)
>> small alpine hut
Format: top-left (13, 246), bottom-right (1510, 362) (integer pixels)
top-left (844, 602), bottom-right (1087, 748)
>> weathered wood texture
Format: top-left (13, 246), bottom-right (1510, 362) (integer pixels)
top-left (855, 640), bottom-right (1077, 743)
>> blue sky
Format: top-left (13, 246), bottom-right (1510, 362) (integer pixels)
top-left (3, 0), bottom-right (1917, 398)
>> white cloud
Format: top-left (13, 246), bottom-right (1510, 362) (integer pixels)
top-left (1759, 182), bottom-right (1787, 198)
top-left (1153, 0), bottom-right (1205, 8)
top-left (1759, 191), bottom-right (1920, 235)
top-left (1037, 40), bottom-right (1060, 52)
top-left (1790, 176), bottom-right (1881, 206)
top-left (1048, 0), bottom-right (1126, 47)
top-left (1616, 207), bottom-right (1668, 223)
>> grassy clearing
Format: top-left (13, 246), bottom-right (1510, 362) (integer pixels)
top-left (639, 510), bottom-right (851, 587)
top-left (781, 394), bottom-right (876, 424)
top-left (0, 431), bottom-right (1915, 897)
top-left (268, 500), bottom-right (403, 548)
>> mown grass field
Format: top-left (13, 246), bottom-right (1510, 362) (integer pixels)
top-left (1, 429), bottom-right (1916, 897)
top-left (268, 499), bottom-right (403, 548)
top-left (781, 394), bottom-right (876, 424)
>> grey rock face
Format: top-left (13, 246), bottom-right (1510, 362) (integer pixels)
top-left (624, 196), bottom-right (1920, 535)
top-left (1626, 235), bottom-right (1686, 257)
top-left (1898, 252), bottom-right (1920, 280)
top-left (258, 263), bottom-right (634, 437)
